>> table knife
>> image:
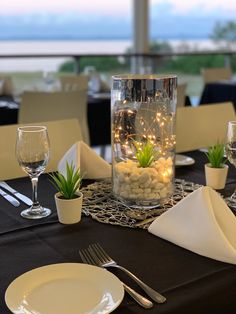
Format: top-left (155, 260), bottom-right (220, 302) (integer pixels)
top-left (0, 188), bottom-right (20, 207)
top-left (0, 181), bottom-right (32, 206)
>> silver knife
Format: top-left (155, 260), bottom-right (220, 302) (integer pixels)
top-left (0, 181), bottom-right (32, 206)
top-left (0, 188), bottom-right (20, 207)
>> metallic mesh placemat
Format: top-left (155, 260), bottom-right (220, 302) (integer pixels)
top-left (81, 179), bottom-right (203, 229)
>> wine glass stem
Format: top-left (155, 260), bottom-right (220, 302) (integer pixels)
top-left (31, 176), bottom-right (40, 208)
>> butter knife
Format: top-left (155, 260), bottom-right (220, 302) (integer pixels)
top-left (0, 188), bottom-right (20, 207)
top-left (0, 181), bottom-right (32, 206)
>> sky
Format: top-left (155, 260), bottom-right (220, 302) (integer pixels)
top-left (0, 0), bottom-right (235, 41)
top-left (1, 0), bottom-right (236, 16)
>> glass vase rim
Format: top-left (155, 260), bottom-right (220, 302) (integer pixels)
top-left (17, 125), bottom-right (47, 133)
top-left (112, 74), bottom-right (177, 80)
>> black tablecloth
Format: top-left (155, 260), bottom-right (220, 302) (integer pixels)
top-left (1, 151), bottom-right (236, 314)
top-left (87, 94), bottom-right (111, 146)
top-left (200, 81), bottom-right (236, 108)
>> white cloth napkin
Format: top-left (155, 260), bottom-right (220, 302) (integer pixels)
top-left (58, 141), bottom-right (111, 179)
top-left (148, 186), bottom-right (236, 264)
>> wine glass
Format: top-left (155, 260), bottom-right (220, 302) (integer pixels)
top-left (16, 126), bottom-right (51, 219)
top-left (225, 121), bottom-right (236, 208)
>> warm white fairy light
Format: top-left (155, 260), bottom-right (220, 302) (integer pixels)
top-left (113, 106), bottom-right (176, 162)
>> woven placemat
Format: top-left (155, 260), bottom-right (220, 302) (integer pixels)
top-left (81, 179), bottom-right (203, 229)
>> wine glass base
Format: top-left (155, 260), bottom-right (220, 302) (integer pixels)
top-left (20, 207), bottom-right (51, 219)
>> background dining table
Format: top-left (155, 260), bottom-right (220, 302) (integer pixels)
top-left (199, 80), bottom-right (236, 109)
top-left (0, 94), bottom-right (111, 148)
top-left (0, 92), bottom-right (192, 149)
top-left (1, 150), bottom-right (236, 313)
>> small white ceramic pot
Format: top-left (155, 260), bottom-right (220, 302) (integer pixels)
top-left (205, 164), bottom-right (229, 190)
top-left (55, 191), bottom-right (83, 224)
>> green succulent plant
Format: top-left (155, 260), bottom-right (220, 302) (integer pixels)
top-left (50, 161), bottom-right (82, 199)
top-left (133, 140), bottom-right (157, 167)
top-left (205, 143), bottom-right (227, 168)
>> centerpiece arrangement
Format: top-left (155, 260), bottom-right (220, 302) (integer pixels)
top-left (111, 74), bottom-right (177, 208)
top-left (113, 140), bottom-right (173, 206)
top-left (205, 143), bottom-right (228, 190)
top-left (50, 162), bottom-right (83, 224)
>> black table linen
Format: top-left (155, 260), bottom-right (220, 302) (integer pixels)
top-left (1, 151), bottom-right (236, 314)
top-left (200, 81), bottom-right (236, 109)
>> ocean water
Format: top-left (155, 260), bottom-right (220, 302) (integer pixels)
top-left (0, 39), bottom-right (219, 72)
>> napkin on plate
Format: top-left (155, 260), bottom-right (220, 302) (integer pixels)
top-left (148, 186), bottom-right (236, 264)
top-left (58, 141), bottom-right (111, 179)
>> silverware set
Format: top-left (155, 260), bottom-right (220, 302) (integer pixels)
top-left (79, 243), bottom-right (166, 309)
top-left (0, 181), bottom-right (32, 207)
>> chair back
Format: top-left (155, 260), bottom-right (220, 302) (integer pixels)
top-left (176, 102), bottom-right (235, 153)
top-left (177, 83), bottom-right (187, 108)
top-left (201, 67), bottom-right (232, 84)
top-left (0, 119), bottom-right (83, 180)
top-left (0, 75), bottom-right (13, 95)
top-left (19, 90), bottom-right (89, 145)
top-left (60, 74), bottom-right (88, 91)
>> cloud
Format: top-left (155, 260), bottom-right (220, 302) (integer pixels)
top-left (2, 0), bottom-right (236, 18)
top-left (152, 0), bottom-right (236, 15)
top-left (0, 0), bottom-right (131, 16)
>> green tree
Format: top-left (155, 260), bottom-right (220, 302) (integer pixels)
top-left (149, 41), bottom-right (172, 53)
top-left (167, 54), bottom-right (226, 74)
top-left (59, 56), bottom-right (125, 73)
top-left (210, 21), bottom-right (236, 48)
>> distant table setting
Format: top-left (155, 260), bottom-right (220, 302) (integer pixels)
top-left (0, 92), bottom-right (111, 148)
top-left (200, 79), bottom-right (236, 108)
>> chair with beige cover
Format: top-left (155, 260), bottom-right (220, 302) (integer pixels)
top-left (0, 75), bottom-right (13, 96)
top-left (177, 83), bottom-right (187, 108)
top-left (18, 90), bottom-right (90, 145)
top-left (201, 67), bottom-right (232, 84)
top-left (0, 119), bottom-right (83, 180)
top-left (59, 74), bottom-right (88, 91)
top-left (176, 102), bottom-right (235, 153)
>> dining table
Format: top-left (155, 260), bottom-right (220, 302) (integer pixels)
top-left (1, 150), bottom-right (236, 314)
top-left (0, 92), bottom-right (192, 149)
top-left (199, 80), bottom-right (236, 109)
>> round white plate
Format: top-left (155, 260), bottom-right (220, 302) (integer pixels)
top-left (5, 263), bottom-right (124, 314)
top-left (175, 154), bottom-right (195, 167)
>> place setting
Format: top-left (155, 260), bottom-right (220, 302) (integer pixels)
top-left (175, 154), bottom-right (195, 167)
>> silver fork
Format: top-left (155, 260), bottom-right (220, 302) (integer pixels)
top-left (79, 248), bottom-right (153, 309)
top-left (89, 243), bottom-right (166, 304)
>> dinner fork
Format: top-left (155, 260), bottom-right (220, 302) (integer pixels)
top-left (79, 248), bottom-right (153, 309)
top-left (89, 243), bottom-right (166, 304)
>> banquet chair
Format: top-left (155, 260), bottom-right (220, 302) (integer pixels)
top-left (0, 75), bottom-right (13, 96)
top-left (0, 119), bottom-right (83, 180)
top-left (177, 83), bottom-right (187, 108)
top-left (18, 90), bottom-right (90, 145)
top-left (59, 74), bottom-right (88, 91)
top-left (201, 67), bottom-right (232, 84)
top-left (176, 102), bottom-right (235, 153)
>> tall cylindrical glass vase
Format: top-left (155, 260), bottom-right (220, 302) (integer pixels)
top-left (111, 75), bottom-right (177, 208)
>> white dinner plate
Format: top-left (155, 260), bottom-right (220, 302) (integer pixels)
top-left (175, 154), bottom-right (195, 167)
top-left (5, 263), bottom-right (124, 314)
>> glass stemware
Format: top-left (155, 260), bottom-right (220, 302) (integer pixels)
top-left (16, 126), bottom-right (51, 219)
top-left (225, 121), bottom-right (236, 208)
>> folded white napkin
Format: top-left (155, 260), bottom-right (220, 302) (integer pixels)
top-left (148, 186), bottom-right (236, 264)
top-left (58, 141), bottom-right (111, 179)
